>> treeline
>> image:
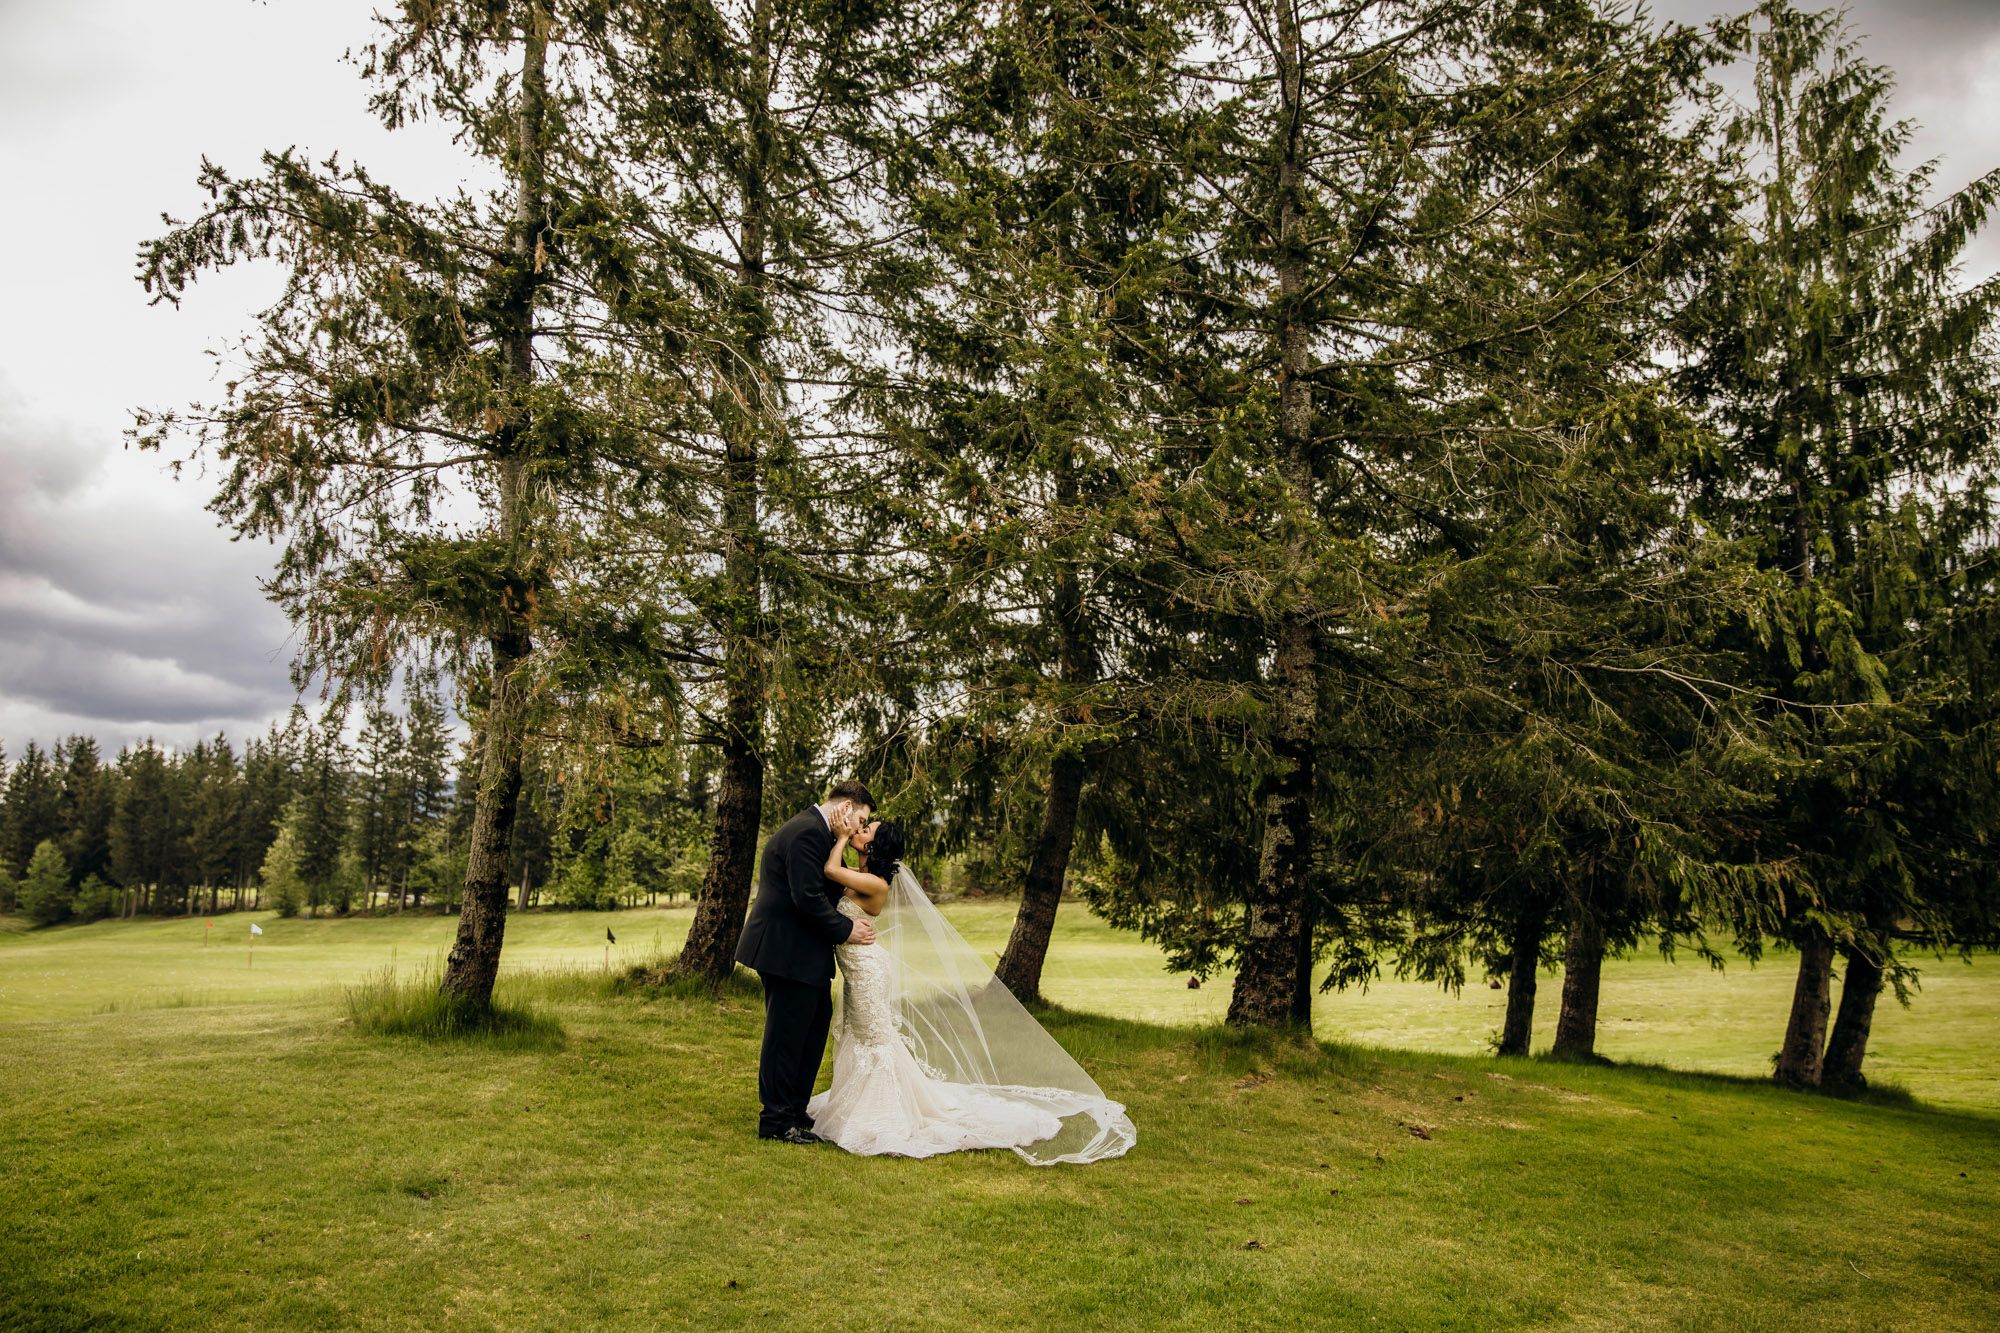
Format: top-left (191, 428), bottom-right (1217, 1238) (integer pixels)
top-left (0, 679), bottom-right (715, 923)
top-left (129, 0), bottom-right (2000, 1092)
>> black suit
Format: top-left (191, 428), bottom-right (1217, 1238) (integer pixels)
top-left (736, 807), bottom-right (854, 1136)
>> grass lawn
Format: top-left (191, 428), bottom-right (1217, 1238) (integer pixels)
top-left (0, 907), bottom-right (1995, 1331)
top-left (6, 901), bottom-right (1994, 1110)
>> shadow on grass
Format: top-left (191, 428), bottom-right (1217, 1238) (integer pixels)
top-left (344, 964), bottom-right (565, 1051)
top-left (609, 955), bottom-right (765, 1003)
top-left (1518, 1049), bottom-right (1937, 1113)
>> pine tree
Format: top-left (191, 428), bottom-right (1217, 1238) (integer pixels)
top-left (20, 840), bottom-right (71, 926)
top-left (260, 810), bottom-right (308, 918)
top-left (352, 700), bottom-right (408, 910)
top-left (236, 721), bottom-right (301, 910)
top-left (397, 673), bottom-right (454, 908)
top-left (111, 742), bottom-right (176, 915)
top-left (293, 722), bottom-right (351, 916)
top-left (184, 735), bottom-right (242, 915)
top-left (135, 0), bottom-right (628, 1006)
top-left (852, 0), bottom-right (1198, 1005)
top-left (1679, 2), bottom-right (2000, 1088)
top-left (55, 736), bottom-right (115, 887)
top-left (554, 0), bottom-right (952, 983)
top-left (1008, 0), bottom-right (1764, 1031)
top-left (2, 741), bottom-right (63, 877)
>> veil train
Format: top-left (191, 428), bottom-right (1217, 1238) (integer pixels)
top-left (875, 864), bottom-right (1136, 1166)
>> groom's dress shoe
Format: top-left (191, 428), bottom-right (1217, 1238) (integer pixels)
top-left (761, 1125), bottom-right (823, 1146)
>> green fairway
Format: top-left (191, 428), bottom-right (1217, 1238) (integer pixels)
top-left (5, 902), bottom-right (1995, 1110)
top-left (0, 910), bottom-right (1996, 1332)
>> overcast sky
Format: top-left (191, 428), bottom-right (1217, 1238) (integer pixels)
top-left (1, 0), bottom-right (1996, 755)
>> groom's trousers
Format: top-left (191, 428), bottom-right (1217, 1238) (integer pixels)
top-left (757, 972), bottom-right (833, 1137)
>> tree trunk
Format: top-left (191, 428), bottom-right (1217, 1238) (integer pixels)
top-left (1498, 901), bottom-right (1549, 1057)
top-left (1774, 931), bottom-right (1836, 1087)
top-left (995, 749), bottom-right (1087, 1005)
top-left (1289, 892), bottom-right (1318, 1026)
top-left (1228, 7), bottom-right (1318, 1032)
top-left (676, 705), bottom-right (764, 981)
top-left (1822, 939), bottom-right (1885, 1090)
top-left (1551, 908), bottom-right (1604, 1060)
top-left (670, 1), bottom-right (778, 987)
top-left (995, 456), bottom-right (1097, 1006)
top-left (1229, 617), bottom-right (1317, 1029)
top-left (438, 8), bottom-right (547, 1008)
top-left (516, 866), bottom-right (531, 913)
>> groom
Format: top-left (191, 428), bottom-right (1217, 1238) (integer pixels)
top-left (736, 779), bottom-right (879, 1143)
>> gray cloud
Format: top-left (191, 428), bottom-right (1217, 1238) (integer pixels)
top-left (1653, 0), bottom-right (2000, 277)
top-left (0, 385), bottom-right (296, 746)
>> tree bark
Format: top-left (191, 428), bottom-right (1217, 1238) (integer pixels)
top-left (1551, 907), bottom-right (1604, 1060)
top-left (1774, 931), bottom-right (1836, 1087)
top-left (1822, 938), bottom-right (1884, 1089)
top-left (995, 749), bottom-right (1087, 1005)
top-left (676, 684), bottom-right (764, 981)
top-left (1229, 617), bottom-right (1317, 1029)
top-left (1289, 892), bottom-right (1318, 1026)
top-left (1228, 6), bottom-right (1318, 1031)
top-left (671, 0), bottom-right (779, 986)
top-left (438, 7), bottom-right (547, 1007)
top-left (1497, 901), bottom-right (1549, 1057)
top-left (995, 458), bottom-right (1097, 1006)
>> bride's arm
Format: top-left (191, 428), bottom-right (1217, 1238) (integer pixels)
top-left (823, 836), bottom-right (889, 916)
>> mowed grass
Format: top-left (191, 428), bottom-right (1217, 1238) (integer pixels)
top-left (0, 911), bottom-right (1996, 1331)
top-left (4, 902), bottom-right (1996, 1109)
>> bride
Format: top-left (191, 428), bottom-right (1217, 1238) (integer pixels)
top-left (804, 820), bottom-right (1136, 1166)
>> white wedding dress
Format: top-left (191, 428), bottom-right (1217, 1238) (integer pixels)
top-left (805, 868), bottom-right (1136, 1166)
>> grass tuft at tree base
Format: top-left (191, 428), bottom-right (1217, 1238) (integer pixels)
top-left (611, 953), bottom-right (766, 1002)
top-left (342, 963), bottom-right (565, 1050)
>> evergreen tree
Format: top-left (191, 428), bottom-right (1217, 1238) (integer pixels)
top-left (236, 719), bottom-right (303, 907)
top-left (260, 810), bottom-right (308, 918)
top-left (352, 700), bottom-right (408, 909)
top-left (1009, 0), bottom-right (1761, 1032)
top-left (536, 0), bottom-right (951, 983)
top-left (2, 741), bottom-right (63, 877)
top-left (20, 839), bottom-right (72, 926)
top-left (55, 736), bottom-right (115, 887)
top-left (293, 723), bottom-right (352, 916)
top-left (72, 874), bottom-right (114, 923)
top-left (1679, 2), bottom-right (2000, 1088)
top-left (110, 742), bottom-right (177, 915)
top-left (136, 0), bottom-right (634, 1006)
top-left (397, 672), bottom-right (455, 907)
top-left (854, 0), bottom-right (1197, 1004)
top-left (183, 735), bottom-right (242, 915)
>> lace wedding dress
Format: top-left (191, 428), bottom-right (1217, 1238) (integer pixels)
top-left (805, 868), bottom-right (1136, 1166)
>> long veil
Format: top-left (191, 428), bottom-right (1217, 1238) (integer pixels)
top-left (875, 864), bottom-right (1136, 1166)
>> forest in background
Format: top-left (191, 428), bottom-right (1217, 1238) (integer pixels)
top-left (0, 678), bottom-right (721, 923)
top-left (6, 0), bottom-right (1996, 1100)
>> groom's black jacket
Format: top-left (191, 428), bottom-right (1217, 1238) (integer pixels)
top-left (735, 807), bottom-right (852, 985)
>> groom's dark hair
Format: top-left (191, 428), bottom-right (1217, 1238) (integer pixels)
top-left (827, 778), bottom-right (877, 810)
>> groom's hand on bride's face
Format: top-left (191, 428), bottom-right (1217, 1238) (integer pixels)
top-left (847, 918), bottom-right (877, 945)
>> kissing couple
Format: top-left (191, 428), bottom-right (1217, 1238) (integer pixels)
top-left (734, 780), bottom-right (1136, 1165)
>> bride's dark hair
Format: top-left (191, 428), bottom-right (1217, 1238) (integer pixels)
top-left (862, 820), bottom-right (907, 882)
